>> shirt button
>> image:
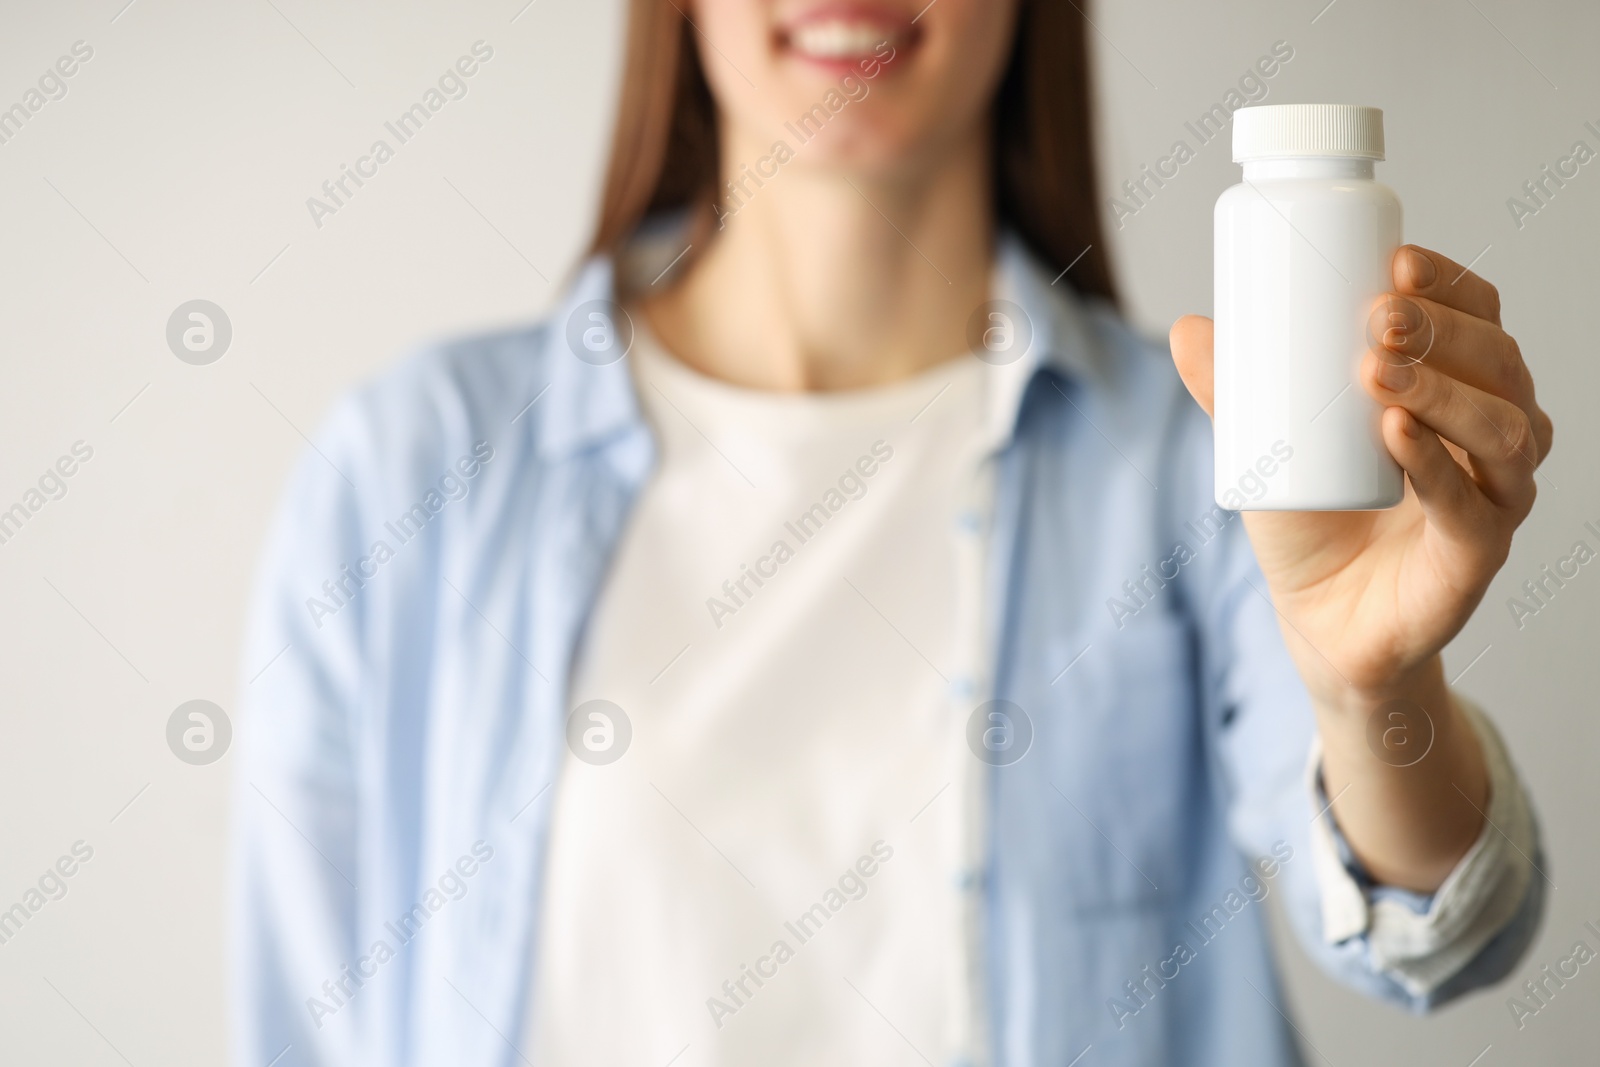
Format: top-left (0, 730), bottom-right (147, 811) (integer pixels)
top-left (955, 510), bottom-right (982, 534)
top-left (949, 676), bottom-right (976, 700)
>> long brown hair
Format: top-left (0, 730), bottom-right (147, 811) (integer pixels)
top-left (588, 0), bottom-right (1118, 306)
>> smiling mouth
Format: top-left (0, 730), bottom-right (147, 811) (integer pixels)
top-left (777, 10), bottom-right (919, 67)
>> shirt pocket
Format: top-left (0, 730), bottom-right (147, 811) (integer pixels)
top-left (1040, 614), bottom-right (1203, 914)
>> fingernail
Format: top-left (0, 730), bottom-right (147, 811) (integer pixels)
top-left (1385, 296), bottom-right (1425, 335)
top-left (1404, 247), bottom-right (1437, 288)
top-left (1400, 409), bottom-right (1421, 438)
top-left (1376, 359), bottom-right (1415, 391)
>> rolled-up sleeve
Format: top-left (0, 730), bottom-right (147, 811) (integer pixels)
top-left (1307, 693), bottom-right (1544, 1000)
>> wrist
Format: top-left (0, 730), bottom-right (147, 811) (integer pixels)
top-left (1309, 654), bottom-right (1450, 722)
top-left (1312, 656), bottom-right (1490, 889)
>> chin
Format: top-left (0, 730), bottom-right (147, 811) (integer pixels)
top-left (787, 111), bottom-right (916, 161)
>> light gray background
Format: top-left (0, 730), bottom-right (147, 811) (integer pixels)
top-left (1, 0), bottom-right (1594, 1063)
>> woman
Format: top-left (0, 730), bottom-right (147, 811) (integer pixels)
top-left (232, 1), bottom-right (1551, 1064)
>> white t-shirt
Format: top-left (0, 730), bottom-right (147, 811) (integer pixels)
top-left (528, 321), bottom-right (1011, 1066)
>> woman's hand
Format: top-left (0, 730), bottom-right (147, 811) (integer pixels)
top-left (1170, 244), bottom-right (1553, 891)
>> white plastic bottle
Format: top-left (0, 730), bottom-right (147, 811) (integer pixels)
top-left (1214, 104), bottom-right (1404, 511)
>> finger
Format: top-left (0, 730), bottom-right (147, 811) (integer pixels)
top-left (1371, 292), bottom-right (1553, 463)
top-left (1363, 352), bottom-right (1539, 512)
top-left (1380, 405), bottom-right (1498, 547)
top-left (1392, 245), bottom-right (1501, 326)
top-left (1373, 292), bottom-right (1534, 405)
top-left (1169, 314), bottom-right (1214, 418)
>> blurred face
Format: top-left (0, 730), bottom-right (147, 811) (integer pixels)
top-left (687, 0), bottom-right (1021, 177)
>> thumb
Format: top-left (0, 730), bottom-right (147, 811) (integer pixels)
top-left (1169, 314), bottom-right (1215, 419)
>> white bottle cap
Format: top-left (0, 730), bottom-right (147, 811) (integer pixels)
top-left (1232, 104), bottom-right (1385, 163)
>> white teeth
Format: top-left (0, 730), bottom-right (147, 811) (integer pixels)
top-left (788, 20), bottom-right (896, 59)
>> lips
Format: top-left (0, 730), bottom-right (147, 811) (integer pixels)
top-left (777, 5), bottom-right (919, 69)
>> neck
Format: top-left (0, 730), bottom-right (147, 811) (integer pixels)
top-left (641, 121), bottom-right (995, 392)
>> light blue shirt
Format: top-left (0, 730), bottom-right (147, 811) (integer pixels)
top-left (231, 233), bottom-right (1543, 1067)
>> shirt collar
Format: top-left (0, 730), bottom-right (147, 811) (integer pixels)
top-left (981, 230), bottom-right (1105, 452)
top-left (535, 225), bottom-right (1106, 460)
top-left (533, 252), bottom-right (648, 459)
